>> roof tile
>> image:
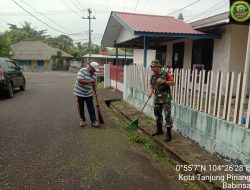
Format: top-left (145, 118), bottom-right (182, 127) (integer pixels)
top-left (114, 11), bottom-right (204, 34)
top-left (11, 41), bottom-right (72, 60)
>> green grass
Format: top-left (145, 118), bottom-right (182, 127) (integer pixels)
top-left (187, 182), bottom-right (200, 190)
top-left (110, 113), bottom-right (172, 168)
top-left (228, 179), bottom-right (241, 184)
top-left (129, 134), bottom-right (172, 168)
top-left (213, 180), bottom-right (223, 188)
top-left (97, 81), bottom-right (104, 88)
top-left (108, 101), bottom-right (203, 190)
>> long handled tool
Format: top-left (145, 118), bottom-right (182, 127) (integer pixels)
top-left (93, 86), bottom-right (104, 124)
top-left (127, 95), bottom-right (152, 130)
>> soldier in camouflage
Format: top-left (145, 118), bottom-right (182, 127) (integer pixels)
top-left (148, 60), bottom-right (175, 142)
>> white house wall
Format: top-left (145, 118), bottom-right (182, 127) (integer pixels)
top-left (212, 25), bottom-right (231, 75)
top-left (229, 24), bottom-right (249, 86)
top-left (133, 49), bottom-right (156, 67)
top-left (116, 28), bottom-right (135, 44)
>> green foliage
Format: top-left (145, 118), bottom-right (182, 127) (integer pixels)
top-left (52, 51), bottom-right (64, 70)
top-left (0, 28), bottom-right (30, 57)
top-left (21, 21), bottom-right (48, 40)
top-left (4, 29), bottom-right (29, 44)
top-left (129, 134), bottom-right (172, 168)
top-left (0, 34), bottom-right (10, 57)
top-left (97, 81), bottom-right (104, 88)
top-left (0, 21), bottom-right (106, 59)
top-left (187, 183), bottom-right (200, 190)
top-left (91, 44), bottom-right (107, 54)
top-left (97, 76), bottom-right (104, 82)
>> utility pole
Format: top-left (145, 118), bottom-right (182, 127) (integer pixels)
top-left (82, 8), bottom-right (95, 62)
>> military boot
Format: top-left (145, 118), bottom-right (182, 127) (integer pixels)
top-left (151, 124), bottom-right (163, 136)
top-left (164, 127), bottom-right (172, 142)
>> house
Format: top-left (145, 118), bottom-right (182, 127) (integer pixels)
top-left (11, 41), bottom-right (73, 71)
top-left (102, 11), bottom-right (250, 168)
top-left (82, 53), bottom-right (133, 66)
top-left (101, 11), bottom-right (250, 89)
top-left (69, 51), bottom-right (133, 73)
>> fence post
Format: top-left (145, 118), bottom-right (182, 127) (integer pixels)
top-left (183, 69), bottom-right (188, 106)
top-left (140, 66), bottom-right (144, 91)
top-left (197, 70), bottom-right (205, 111)
top-left (104, 64), bottom-right (111, 88)
top-left (190, 70), bottom-right (197, 109)
top-left (132, 66), bottom-right (135, 89)
top-left (174, 69), bottom-right (179, 103)
top-left (146, 68), bottom-right (151, 92)
top-left (223, 72), bottom-right (234, 121)
top-left (233, 73), bottom-right (246, 125)
top-left (213, 71), bottom-right (223, 117)
top-left (205, 71), bottom-right (213, 114)
top-left (190, 70), bottom-right (194, 108)
top-left (123, 65), bottom-right (129, 100)
top-left (246, 93), bottom-right (250, 128)
top-left (238, 73), bottom-right (246, 126)
top-left (179, 69), bottom-right (184, 104)
top-left (172, 69), bottom-right (175, 100)
top-left (143, 67), bottom-right (147, 92)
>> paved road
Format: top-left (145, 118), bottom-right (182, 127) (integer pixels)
top-left (0, 71), bottom-right (187, 190)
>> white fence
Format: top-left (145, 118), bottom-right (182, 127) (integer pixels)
top-left (126, 65), bottom-right (250, 129)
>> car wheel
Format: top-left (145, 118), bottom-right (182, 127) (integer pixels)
top-left (7, 83), bottom-right (14, 98)
top-left (20, 78), bottom-right (26, 91)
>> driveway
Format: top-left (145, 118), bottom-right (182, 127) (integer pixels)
top-left (0, 71), bottom-right (187, 190)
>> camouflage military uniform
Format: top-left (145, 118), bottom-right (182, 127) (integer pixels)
top-left (150, 70), bottom-right (173, 129)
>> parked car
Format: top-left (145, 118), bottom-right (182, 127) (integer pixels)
top-left (0, 57), bottom-right (26, 98)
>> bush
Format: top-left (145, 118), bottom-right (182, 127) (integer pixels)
top-left (97, 76), bottom-right (104, 82)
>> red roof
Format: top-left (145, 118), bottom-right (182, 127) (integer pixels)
top-left (113, 11), bottom-right (204, 35)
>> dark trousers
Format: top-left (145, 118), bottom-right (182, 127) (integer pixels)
top-left (76, 96), bottom-right (96, 123)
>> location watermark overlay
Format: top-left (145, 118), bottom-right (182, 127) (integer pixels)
top-left (176, 164), bottom-right (250, 189)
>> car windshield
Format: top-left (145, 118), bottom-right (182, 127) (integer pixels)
top-left (6, 61), bottom-right (17, 69)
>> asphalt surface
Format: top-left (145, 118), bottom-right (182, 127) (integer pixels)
top-left (0, 71), bottom-right (187, 190)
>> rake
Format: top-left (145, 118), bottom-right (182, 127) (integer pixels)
top-left (127, 96), bottom-right (151, 130)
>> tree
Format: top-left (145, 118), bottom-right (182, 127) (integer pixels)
top-left (71, 42), bottom-right (89, 58)
top-left (8, 24), bottom-right (18, 30)
top-left (0, 34), bottom-right (10, 57)
top-left (45, 35), bottom-right (75, 55)
top-left (0, 29), bottom-right (29, 57)
top-left (21, 21), bottom-right (48, 40)
top-left (0, 21), bottom-right (108, 59)
top-left (57, 51), bottom-right (64, 70)
top-left (4, 29), bottom-right (29, 44)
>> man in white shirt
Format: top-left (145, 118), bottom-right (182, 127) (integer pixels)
top-left (74, 62), bottom-right (100, 127)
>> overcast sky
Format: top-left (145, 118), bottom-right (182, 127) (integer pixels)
top-left (0, 0), bottom-right (229, 45)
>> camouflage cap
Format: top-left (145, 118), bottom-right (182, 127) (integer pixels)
top-left (150, 60), bottom-right (162, 67)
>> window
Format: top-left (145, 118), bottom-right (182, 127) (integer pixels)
top-left (156, 46), bottom-right (167, 67)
